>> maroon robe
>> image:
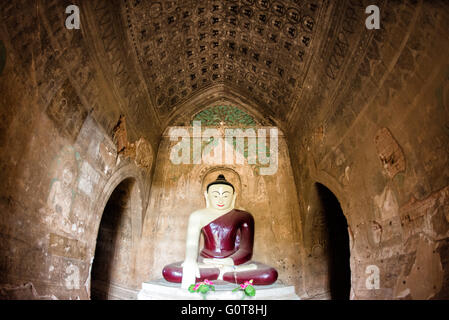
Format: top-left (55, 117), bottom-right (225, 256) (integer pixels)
top-left (162, 209), bottom-right (278, 285)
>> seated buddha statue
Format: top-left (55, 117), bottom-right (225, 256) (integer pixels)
top-left (162, 174), bottom-right (278, 289)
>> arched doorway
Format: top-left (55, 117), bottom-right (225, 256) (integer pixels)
top-left (315, 183), bottom-right (351, 300)
top-left (91, 178), bottom-right (141, 299)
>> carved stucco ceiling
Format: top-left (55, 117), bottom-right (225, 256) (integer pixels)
top-left (125, 0), bottom-right (321, 123)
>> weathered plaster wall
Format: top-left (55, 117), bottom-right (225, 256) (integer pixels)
top-left (0, 1), bottom-right (159, 299)
top-left (287, 2), bottom-right (449, 299)
top-left (0, 110), bottom-right (152, 299)
top-left (137, 127), bottom-right (305, 294)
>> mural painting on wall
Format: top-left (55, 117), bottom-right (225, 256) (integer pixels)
top-left (311, 211), bottom-right (327, 258)
top-left (374, 128), bottom-right (406, 179)
top-left (192, 105), bottom-right (257, 127)
top-left (170, 105), bottom-right (277, 175)
top-left (46, 145), bottom-right (82, 230)
top-left (192, 106), bottom-right (262, 160)
top-left (112, 115), bottom-right (153, 169)
top-left (45, 80), bottom-right (88, 143)
top-left (193, 106), bottom-right (261, 163)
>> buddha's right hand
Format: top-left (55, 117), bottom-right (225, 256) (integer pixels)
top-left (181, 260), bottom-right (200, 289)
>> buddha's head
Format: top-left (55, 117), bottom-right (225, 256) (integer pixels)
top-left (205, 174), bottom-right (236, 211)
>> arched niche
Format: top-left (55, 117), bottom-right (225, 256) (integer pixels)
top-left (90, 165), bottom-right (144, 299)
top-left (164, 84), bottom-right (279, 127)
top-left (302, 181), bottom-right (351, 300)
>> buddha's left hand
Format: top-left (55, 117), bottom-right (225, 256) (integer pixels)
top-left (203, 257), bottom-right (234, 266)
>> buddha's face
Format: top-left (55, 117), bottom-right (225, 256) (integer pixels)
top-left (206, 184), bottom-right (235, 211)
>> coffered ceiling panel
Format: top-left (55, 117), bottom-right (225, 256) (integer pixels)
top-left (125, 0), bottom-right (322, 122)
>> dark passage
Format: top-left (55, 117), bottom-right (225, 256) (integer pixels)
top-left (316, 183), bottom-right (351, 300)
top-left (91, 179), bottom-right (134, 300)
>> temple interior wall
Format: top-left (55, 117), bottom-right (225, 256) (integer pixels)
top-left (0, 100), bottom-right (153, 299)
top-left (287, 2), bottom-right (449, 299)
top-left (0, 8), bottom-right (157, 297)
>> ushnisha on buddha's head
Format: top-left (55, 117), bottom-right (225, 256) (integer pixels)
top-left (204, 174), bottom-right (236, 211)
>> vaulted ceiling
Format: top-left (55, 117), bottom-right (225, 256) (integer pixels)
top-left (124, 0), bottom-right (322, 124)
top-left (17, 0), bottom-right (377, 140)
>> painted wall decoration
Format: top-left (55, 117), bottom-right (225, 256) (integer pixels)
top-left (45, 80), bottom-right (88, 142)
top-left (192, 105), bottom-right (257, 127)
top-left (47, 146), bottom-right (82, 225)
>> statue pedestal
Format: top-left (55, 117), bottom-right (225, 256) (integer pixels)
top-left (137, 278), bottom-right (300, 300)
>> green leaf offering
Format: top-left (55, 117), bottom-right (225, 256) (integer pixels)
top-left (245, 285), bottom-right (256, 297)
top-left (188, 284), bottom-right (196, 293)
top-left (199, 284), bottom-right (209, 294)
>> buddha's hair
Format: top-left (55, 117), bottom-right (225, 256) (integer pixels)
top-left (206, 174), bottom-right (235, 193)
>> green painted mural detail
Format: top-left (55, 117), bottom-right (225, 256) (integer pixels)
top-left (192, 105), bottom-right (256, 127)
top-left (190, 106), bottom-right (270, 160)
top-left (0, 40), bottom-right (6, 76)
